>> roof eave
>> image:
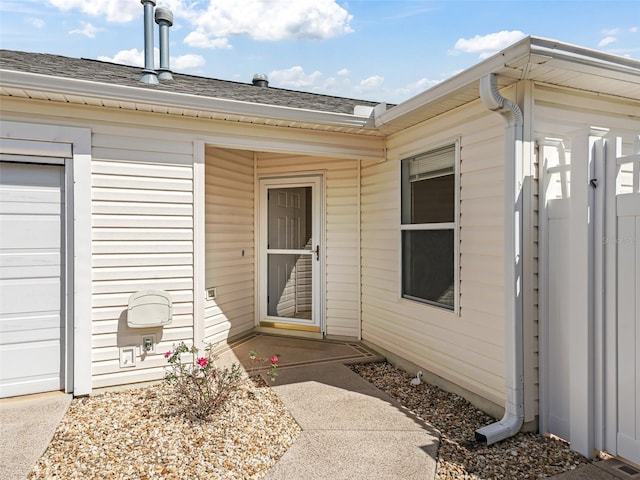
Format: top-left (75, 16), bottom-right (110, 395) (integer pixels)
top-left (375, 36), bottom-right (640, 134)
top-left (373, 37), bottom-right (534, 131)
top-left (0, 69), bottom-right (374, 131)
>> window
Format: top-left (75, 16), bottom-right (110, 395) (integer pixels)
top-left (401, 143), bottom-right (458, 310)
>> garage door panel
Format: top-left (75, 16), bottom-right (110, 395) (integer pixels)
top-left (0, 251), bottom-right (60, 269)
top-left (0, 198), bottom-right (62, 214)
top-left (0, 161), bottom-right (65, 398)
top-left (0, 324), bottom-right (64, 343)
top-left (0, 262), bottom-right (62, 280)
top-left (0, 375), bottom-right (64, 399)
top-left (0, 278), bottom-right (61, 315)
top-left (0, 216), bottom-right (61, 249)
top-left (0, 162), bottom-right (64, 187)
top-left (0, 340), bottom-right (62, 377)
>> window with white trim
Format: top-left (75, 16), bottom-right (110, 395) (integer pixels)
top-left (401, 143), bottom-right (458, 310)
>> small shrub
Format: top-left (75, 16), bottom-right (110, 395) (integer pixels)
top-left (248, 351), bottom-right (281, 382)
top-left (164, 342), bottom-right (242, 420)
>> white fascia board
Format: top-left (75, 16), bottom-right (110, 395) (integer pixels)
top-left (529, 37), bottom-right (640, 80)
top-left (0, 69), bottom-right (372, 129)
top-left (376, 35), bottom-right (640, 129)
top-left (374, 38), bottom-right (533, 128)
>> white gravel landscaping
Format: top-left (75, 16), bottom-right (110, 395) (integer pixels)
top-left (28, 378), bottom-right (300, 480)
top-left (28, 361), bottom-right (591, 479)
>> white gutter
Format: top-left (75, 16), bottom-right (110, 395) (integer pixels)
top-left (475, 73), bottom-right (525, 445)
top-left (0, 69), bottom-right (372, 129)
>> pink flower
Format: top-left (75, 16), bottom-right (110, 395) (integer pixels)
top-left (164, 351), bottom-right (171, 359)
top-left (270, 354), bottom-right (279, 365)
top-left (197, 357), bottom-right (208, 367)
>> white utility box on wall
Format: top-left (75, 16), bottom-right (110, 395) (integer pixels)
top-left (127, 290), bottom-right (173, 328)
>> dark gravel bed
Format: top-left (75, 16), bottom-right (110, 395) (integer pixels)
top-left (350, 362), bottom-right (590, 479)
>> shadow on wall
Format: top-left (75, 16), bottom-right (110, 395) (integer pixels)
top-left (116, 307), bottom-right (166, 363)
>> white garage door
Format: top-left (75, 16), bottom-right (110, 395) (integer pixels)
top-left (0, 161), bottom-right (65, 398)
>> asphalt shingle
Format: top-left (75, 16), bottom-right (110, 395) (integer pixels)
top-left (0, 50), bottom-right (384, 114)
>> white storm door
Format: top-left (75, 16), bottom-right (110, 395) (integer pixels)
top-left (259, 176), bottom-right (322, 332)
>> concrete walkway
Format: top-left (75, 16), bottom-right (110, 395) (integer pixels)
top-left (264, 363), bottom-right (439, 480)
top-left (3, 334), bottom-right (635, 480)
top-left (0, 392), bottom-right (72, 480)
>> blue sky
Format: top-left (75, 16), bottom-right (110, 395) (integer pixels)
top-left (1, 0), bottom-right (638, 104)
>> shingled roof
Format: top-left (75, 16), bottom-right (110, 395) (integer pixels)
top-left (0, 50), bottom-right (383, 114)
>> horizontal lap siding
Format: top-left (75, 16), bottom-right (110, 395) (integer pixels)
top-left (361, 101), bottom-right (507, 407)
top-left (91, 133), bottom-right (195, 389)
top-left (257, 153), bottom-right (360, 338)
top-left (204, 148), bottom-right (255, 344)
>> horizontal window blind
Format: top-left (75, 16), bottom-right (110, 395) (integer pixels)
top-left (407, 144), bottom-right (455, 181)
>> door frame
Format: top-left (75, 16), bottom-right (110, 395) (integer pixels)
top-left (257, 174), bottom-right (325, 333)
top-left (0, 121), bottom-right (92, 396)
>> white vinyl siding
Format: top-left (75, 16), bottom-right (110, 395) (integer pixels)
top-left (361, 101), bottom-right (508, 408)
top-left (257, 153), bottom-right (360, 338)
top-left (204, 147), bottom-right (255, 344)
top-left (91, 133), bottom-right (195, 389)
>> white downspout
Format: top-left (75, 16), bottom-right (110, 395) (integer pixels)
top-left (475, 73), bottom-right (525, 445)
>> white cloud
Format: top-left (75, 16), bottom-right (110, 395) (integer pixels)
top-left (388, 78), bottom-right (442, 103)
top-left (337, 68), bottom-right (349, 76)
top-left (602, 28), bottom-right (622, 36)
top-left (453, 30), bottom-right (527, 59)
top-left (26, 17), bottom-right (45, 28)
top-left (598, 36), bottom-right (617, 47)
top-left (98, 48), bottom-right (206, 72)
top-left (98, 48), bottom-right (144, 67)
top-left (185, 0), bottom-right (353, 49)
top-left (172, 53), bottom-right (205, 70)
top-left (46, 0), bottom-right (353, 51)
top-left (69, 21), bottom-right (100, 38)
top-left (268, 66), bottom-right (323, 88)
top-left (630, 27), bottom-right (638, 33)
top-left (183, 31), bottom-right (232, 49)
top-left (47, 0), bottom-right (140, 23)
top-left (359, 75), bottom-right (384, 89)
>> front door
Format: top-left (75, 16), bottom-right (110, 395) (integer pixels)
top-left (259, 176), bottom-right (322, 332)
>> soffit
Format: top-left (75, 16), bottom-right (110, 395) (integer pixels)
top-left (375, 37), bottom-right (640, 135)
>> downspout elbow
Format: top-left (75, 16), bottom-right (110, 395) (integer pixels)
top-left (479, 74), bottom-right (523, 128)
top-left (475, 411), bottom-right (523, 445)
top-left (476, 73), bottom-right (525, 445)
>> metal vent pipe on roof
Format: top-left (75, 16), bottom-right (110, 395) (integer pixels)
top-left (252, 73), bottom-right (269, 87)
top-left (139, 0), bottom-right (158, 85)
top-left (155, 7), bottom-right (173, 81)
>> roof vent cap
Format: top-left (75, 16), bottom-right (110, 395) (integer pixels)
top-left (155, 7), bottom-right (174, 81)
top-left (252, 73), bottom-right (269, 87)
top-left (155, 6), bottom-right (173, 25)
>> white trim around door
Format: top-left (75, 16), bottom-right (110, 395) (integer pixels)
top-left (258, 175), bottom-right (324, 333)
top-left (0, 120), bottom-right (92, 397)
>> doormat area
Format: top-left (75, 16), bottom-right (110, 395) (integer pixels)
top-left (228, 333), bottom-right (384, 370)
top-left (596, 459), bottom-right (640, 479)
